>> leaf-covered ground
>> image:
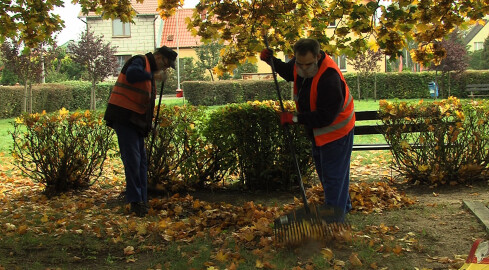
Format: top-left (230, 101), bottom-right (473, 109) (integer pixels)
top-left (0, 152), bottom-right (488, 269)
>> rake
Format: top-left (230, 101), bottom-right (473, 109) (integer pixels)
top-left (263, 36), bottom-right (350, 244)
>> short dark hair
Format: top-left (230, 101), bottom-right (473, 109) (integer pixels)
top-left (293, 38), bottom-right (320, 56)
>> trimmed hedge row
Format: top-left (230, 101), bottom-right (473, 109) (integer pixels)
top-left (0, 81), bottom-right (114, 119)
top-left (344, 71), bottom-right (489, 99)
top-left (2, 70), bottom-right (489, 118)
top-left (182, 71), bottom-right (489, 105)
top-left (181, 80), bottom-right (292, 106)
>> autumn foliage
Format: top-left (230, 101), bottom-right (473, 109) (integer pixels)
top-left (11, 108), bottom-right (115, 195)
top-left (380, 97), bottom-right (489, 186)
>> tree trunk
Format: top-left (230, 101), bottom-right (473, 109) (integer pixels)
top-left (435, 70), bottom-right (439, 99)
top-left (208, 69), bottom-right (214, 81)
top-left (374, 72), bottom-right (377, 101)
top-left (356, 75), bottom-right (361, 100)
top-left (41, 53), bottom-right (45, 83)
top-left (23, 82), bottom-right (28, 113)
top-left (28, 80), bottom-right (32, 113)
top-left (91, 79), bottom-right (97, 110)
top-left (448, 71), bottom-right (451, 97)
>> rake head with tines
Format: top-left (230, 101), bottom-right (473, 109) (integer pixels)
top-left (273, 204), bottom-right (351, 244)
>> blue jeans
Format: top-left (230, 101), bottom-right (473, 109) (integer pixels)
top-left (312, 129), bottom-right (354, 214)
top-left (113, 122), bottom-right (148, 203)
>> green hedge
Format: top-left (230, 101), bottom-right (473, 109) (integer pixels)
top-left (0, 81), bottom-right (114, 119)
top-left (2, 70), bottom-right (489, 118)
top-left (181, 80), bottom-right (292, 106)
top-left (344, 71), bottom-right (489, 100)
top-left (181, 71), bottom-right (489, 106)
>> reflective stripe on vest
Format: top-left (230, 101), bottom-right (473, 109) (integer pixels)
top-left (108, 56), bottom-right (152, 114)
top-left (293, 54), bottom-right (355, 146)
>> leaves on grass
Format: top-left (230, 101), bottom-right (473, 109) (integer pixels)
top-left (0, 158), bottom-right (424, 269)
top-left (306, 182), bottom-right (415, 214)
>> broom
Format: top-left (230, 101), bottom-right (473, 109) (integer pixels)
top-left (263, 36), bottom-right (349, 244)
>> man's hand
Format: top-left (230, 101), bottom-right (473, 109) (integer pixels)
top-left (153, 70), bottom-right (167, 82)
top-left (260, 48), bottom-right (273, 64)
top-left (280, 112), bottom-right (295, 125)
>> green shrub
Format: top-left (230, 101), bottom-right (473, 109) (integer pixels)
top-left (379, 97), bottom-right (489, 186)
top-left (62, 81), bottom-right (113, 110)
top-left (0, 81), bottom-right (115, 119)
top-left (146, 105), bottom-right (221, 193)
top-left (204, 101), bottom-right (314, 191)
top-left (11, 109), bottom-right (115, 196)
top-left (181, 80), bottom-right (292, 106)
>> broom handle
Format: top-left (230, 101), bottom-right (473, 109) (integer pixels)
top-left (264, 36), bottom-right (310, 214)
top-left (148, 81), bottom-right (165, 163)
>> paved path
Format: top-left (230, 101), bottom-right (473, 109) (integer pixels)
top-left (463, 200), bottom-right (489, 233)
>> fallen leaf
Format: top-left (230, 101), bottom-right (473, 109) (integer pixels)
top-left (124, 246), bottom-right (135, 256)
top-left (215, 250), bottom-right (228, 262)
top-left (392, 245), bottom-right (402, 255)
top-left (321, 248), bottom-right (334, 261)
top-left (349, 253), bottom-right (363, 266)
top-left (228, 262), bottom-right (237, 270)
top-left (256, 259), bottom-right (264, 268)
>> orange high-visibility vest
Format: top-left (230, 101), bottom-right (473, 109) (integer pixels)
top-left (293, 54), bottom-right (355, 146)
top-left (108, 56), bottom-right (152, 114)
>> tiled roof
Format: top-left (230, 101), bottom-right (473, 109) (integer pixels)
top-left (82, 0), bottom-right (158, 17)
top-left (463, 21), bottom-right (487, 45)
top-left (160, 9), bottom-right (203, 48)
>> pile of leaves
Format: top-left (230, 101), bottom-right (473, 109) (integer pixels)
top-left (305, 182), bottom-right (416, 214)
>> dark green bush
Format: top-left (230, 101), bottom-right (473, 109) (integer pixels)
top-left (146, 105), bottom-right (222, 193)
top-left (203, 101), bottom-right (314, 191)
top-left (0, 81), bottom-right (114, 119)
top-left (145, 101), bottom-right (314, 192)
top-left (11, 109), bottom-right (115, 196)
top-left (181, 80), bottom-right (292, 106)
top-left (379, 97), bottom-right (489, 186)
top-left (62, 81), bottom-right (113, 110)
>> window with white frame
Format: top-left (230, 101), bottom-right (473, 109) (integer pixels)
top-left (332, 55), bottom-right (347, 71)
top-left (474, 42), bottom-right (484, 51)
top-left (113, 19), bottom-right (131, 37)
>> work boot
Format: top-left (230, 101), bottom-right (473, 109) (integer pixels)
top-left (130, 202), bottom-right (148, 217)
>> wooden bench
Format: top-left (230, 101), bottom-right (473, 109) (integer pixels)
top-left (353, 110), bottom-right (389, 151)
top-left (353, 110), bottom-right (427, 151)
top-left (466, 84), bottom-right (489, 98)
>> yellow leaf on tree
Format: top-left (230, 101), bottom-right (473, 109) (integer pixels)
top-left (418, 164), bottom-right (429, 172)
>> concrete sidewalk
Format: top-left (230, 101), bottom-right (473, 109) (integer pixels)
top-left (464, 200), bottom-right (489, 233)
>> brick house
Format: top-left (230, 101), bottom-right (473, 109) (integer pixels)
top-left (79, 0), bottom-right (162, 71)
